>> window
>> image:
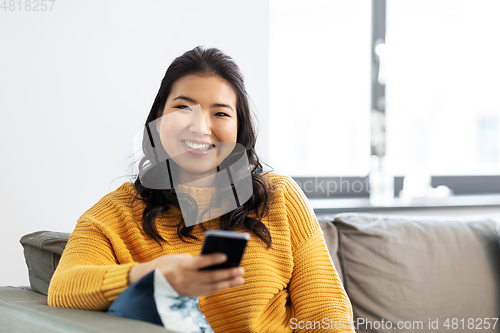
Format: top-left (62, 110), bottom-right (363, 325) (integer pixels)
top-left (269, 0), bottom-right (372, 177)
top-left (386, 0), bottom-right (500, 176)
top-left (269, 0), bottom-right (500, 198)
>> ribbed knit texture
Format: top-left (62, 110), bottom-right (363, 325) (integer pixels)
top-left (48, 172), bottom-right (354, 332)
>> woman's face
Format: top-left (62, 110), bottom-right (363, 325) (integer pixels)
top-left (157, 74), bottom-right (238, 182)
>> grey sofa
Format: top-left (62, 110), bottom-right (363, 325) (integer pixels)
top-left (322, 213), bottom-right (500, 333)
top-left (2, 213), bottom-right (500, 333)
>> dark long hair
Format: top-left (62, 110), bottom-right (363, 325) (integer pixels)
top-left (133, 46), bottom-right (274, 248)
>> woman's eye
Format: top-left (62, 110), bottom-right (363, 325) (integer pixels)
top-left (176, 105), bottom-right (192, 111)
top-left (215, 112), bottom-right (229, 117)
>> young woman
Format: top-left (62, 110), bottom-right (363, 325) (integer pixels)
top-left (48, 46), bottom-right (355, 332)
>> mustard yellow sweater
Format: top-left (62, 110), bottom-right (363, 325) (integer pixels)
top-left (48, 172), bottom-right (354, 332)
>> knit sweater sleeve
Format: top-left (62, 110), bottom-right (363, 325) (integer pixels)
top-left (47, 216), bottom-right (138, 311)
top-left (278, 175), bottom-right (355, 333)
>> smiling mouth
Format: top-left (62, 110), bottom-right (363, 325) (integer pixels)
top-left (182, 140), bottom-right (215, 151)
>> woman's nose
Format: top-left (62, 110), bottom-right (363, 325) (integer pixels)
top-left (189, 106), bottom-right (211, 136)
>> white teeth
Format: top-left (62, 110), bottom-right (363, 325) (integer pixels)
top-left (183, 140), bottom-right (213, 150)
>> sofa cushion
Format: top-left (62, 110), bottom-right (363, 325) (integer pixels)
top-left (333, 213), bottom-right (500, 333)
top-left (20, 231), bottom-right (71, 295)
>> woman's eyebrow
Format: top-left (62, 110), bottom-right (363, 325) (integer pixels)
top-left (172, 95), bottom-right (197, 104)
top-left (212, 103), bottom-right (234, 113)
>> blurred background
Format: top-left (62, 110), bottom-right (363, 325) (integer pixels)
top-left (1, 0), bottom-right (499, 286)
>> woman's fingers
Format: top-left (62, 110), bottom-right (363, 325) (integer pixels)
top-left (196, 276), bottom-right (245, 296)
top-left (197, 266), bottom-right (245, 284)
top-left (191, 253), bottom-right (227, 270)
top-left (155, 253), bottom-right (245, 297)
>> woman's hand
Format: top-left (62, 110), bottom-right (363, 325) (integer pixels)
top-left (128, 253), bottom-right (245, 297)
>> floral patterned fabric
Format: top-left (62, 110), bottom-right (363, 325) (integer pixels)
top-left (108, 269), bottom-right (213, 333)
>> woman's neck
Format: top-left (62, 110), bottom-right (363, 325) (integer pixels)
top-left (177, 169), bottom-right (218, 188)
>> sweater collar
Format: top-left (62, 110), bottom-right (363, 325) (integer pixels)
top-left (175, 183), bottom-right (217, 208)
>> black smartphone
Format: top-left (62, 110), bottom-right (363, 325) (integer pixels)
top-left (199, 230), bottom-right (250, 270)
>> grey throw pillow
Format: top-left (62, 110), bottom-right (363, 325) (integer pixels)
top-left (333, 213), bottom-right (500, 333)
top-left (20, 231), bottom-right (70, 295)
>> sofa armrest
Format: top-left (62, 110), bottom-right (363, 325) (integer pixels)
top-left (20, 231), bottom-right (71, 295)
top-left (0, 287), bottom-right (174, 333)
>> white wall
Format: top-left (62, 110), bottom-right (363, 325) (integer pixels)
top-left (0, 0), bottom-right (269, 286)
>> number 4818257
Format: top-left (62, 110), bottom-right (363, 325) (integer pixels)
top-left (1, 0), bottom-right (56, 11)
top-left (443, 318), bottom-right (498, 330)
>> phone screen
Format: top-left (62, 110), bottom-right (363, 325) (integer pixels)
top-left (199, 230), bottom-right (250, 270)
